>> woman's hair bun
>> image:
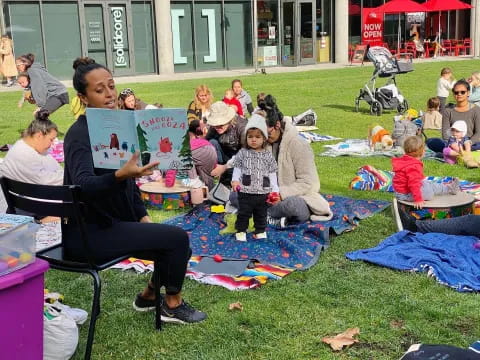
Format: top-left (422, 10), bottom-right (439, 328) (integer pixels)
top-left (73, 57), bottom-right (96, 70)
top-left (35, 108), bottom-right (50, 122)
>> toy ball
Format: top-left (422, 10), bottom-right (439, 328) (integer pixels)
top-left (213, 254), bottom-right (223, 263)
top-left (19, 252), bottom-right (33, 263)
top-left (0, 261), bottom-right (8, 273)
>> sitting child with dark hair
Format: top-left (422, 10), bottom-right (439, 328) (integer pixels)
top-left (392, 136), bottom-right (459, 209)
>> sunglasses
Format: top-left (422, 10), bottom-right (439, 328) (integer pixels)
top-left (453, 90), bottom-right (467, 95)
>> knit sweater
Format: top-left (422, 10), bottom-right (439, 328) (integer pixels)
top-left (271, 118), bottom-right (333, 221)
top-left (0, 139), bottom-right (63, 185)
top-left (63, 115), bottom-right (147, 227)
top-left (437, 77), bottom-right (454, 98)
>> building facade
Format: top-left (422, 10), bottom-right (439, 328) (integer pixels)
top-left (0, 0), bottom-right (478, 79)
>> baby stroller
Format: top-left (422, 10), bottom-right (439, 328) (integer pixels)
top-left (354, 46), bottom-right (414, 116)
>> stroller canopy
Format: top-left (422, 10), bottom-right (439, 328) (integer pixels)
top-left (367, 46), bottom-right (413, 77)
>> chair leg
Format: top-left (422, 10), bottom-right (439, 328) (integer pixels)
top-left (84, 270), bottom-right (102, 360)
top-left (153, 261), bottom-right (162, 331)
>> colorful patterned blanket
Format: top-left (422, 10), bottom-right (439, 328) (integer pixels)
top-left (162, 195), bottom-right (390, 270)
top-left (349, 165), bottom-right (480, 206)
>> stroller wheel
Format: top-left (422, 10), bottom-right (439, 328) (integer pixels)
top-left (370, 101), bottom-right (383, 116)
top-left (397, 99), bottom-right (409, 114)
top-left (354, 98), bottom-right (360, 112)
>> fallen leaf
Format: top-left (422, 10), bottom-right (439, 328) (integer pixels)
top-left (228, 302), bottom-right (243, 311)
top-left (322, 327), bottom-right (360, 351)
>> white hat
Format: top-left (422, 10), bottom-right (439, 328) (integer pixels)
top-left (451, 120), bottom-right (467, 136)
top-left (245, 114), bottom-right (268, 139)
top-left (206, 101), bottom-right (236, 127)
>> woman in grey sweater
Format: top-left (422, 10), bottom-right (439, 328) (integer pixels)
top-left (15, 53), bottom-right (69, 114)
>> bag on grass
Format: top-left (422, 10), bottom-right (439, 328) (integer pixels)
top-left (292, 109), bottom-right (317, 126)
top-left (43, 303), bottom-right (79, 360)
top-left (392, 120), bottom-right (419, 148)
top-left (208, 182), bottom-right (231, 205)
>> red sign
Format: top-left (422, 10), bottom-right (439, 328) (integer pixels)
top-left (362, 8), bottom-right (384, 46)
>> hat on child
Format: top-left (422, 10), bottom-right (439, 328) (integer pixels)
top-left (245, 114), bottom-right (268, 139)
top-left (451, 120), bottom-right (467, 137)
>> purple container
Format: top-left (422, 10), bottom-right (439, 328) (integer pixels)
top-left (0, 259), bottom-right (49, 360)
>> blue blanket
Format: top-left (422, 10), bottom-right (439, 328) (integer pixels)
top-left (346, 231), bottom-right (480, 292)
top-left (164, 195), bottom-right (390, 270)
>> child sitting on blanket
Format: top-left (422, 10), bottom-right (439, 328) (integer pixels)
top-left (392, 136), bottom-right (460, 209)
top-left (231, 114), bottom-right (279, 241)
top-left (443, 120), bottom-right (472, 164)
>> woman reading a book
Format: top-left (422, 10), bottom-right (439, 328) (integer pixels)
top-left (62, 57), bottom-right (206, 324)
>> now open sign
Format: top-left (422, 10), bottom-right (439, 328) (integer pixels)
top-left (362, 8), bottom-right (384, 46)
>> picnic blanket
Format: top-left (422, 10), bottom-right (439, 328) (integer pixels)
top-left (346, 231), bottom-right (480, 292)
top-left (162, 195), bottom-right (390, 270)
top-left (111, 256), bottom-right (295, 290)
top-left (349, 165), bottom-right (480, 206)
top-left (319, 139), bottom-right (442, 160)
top-left (297, 132), bottom-right (341, 143)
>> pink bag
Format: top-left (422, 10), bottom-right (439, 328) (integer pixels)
top-left (164, 170), bottom-right (177, 187)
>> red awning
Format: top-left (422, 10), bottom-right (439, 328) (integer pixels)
top-left (423, 0), bottom-right (472, 12)
top-left (374, 0), bottom-right (427, 14)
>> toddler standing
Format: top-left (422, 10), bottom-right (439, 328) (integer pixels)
top-left (436, 67), bottom-right (455, 113)
top-left (231, 114), bottom-right (279, 241)
top-left (443, 120), bottom-right (472, 164)
top-left (422, 97), bottom-right (442, 130)
top-left (392, 136), bottom-right (459, 209)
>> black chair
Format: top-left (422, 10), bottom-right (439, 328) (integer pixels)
top-left (0, 177), bottom-right (162, 360)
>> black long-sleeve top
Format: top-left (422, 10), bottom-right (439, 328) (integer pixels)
top-left (63, 115), bottom-right (147, 227)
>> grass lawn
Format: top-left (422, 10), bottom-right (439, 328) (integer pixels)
top-left (2, 60), bottom-right (480, 359)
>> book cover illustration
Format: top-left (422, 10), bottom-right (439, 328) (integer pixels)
top-left (86, 108), bottom-right (192, 170)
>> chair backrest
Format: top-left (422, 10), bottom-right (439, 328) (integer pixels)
top-left (0, 177), bottom-right (93, 262)
top-left (464, 39), bottom-right (471, 46)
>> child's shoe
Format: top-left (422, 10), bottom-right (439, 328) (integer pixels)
top-left (448, 178), bottom-right (461, 195)
top-left (253, 232), bottom-right (267, 240)
top-left (235, 232), bottom-right (247, 242)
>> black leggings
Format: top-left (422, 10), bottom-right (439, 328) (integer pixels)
top-left (63, 221), bottom-right (190, 295)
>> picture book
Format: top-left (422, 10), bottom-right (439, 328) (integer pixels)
top-left (86, 108), bottom-right (192, 170)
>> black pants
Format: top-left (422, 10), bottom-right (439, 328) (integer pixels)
top-left (236, 192), bottom-right (268, 233)
top-left (63, 221), bottom-right (190, 295)
top-left (43, 92), bottom-right (69, 114)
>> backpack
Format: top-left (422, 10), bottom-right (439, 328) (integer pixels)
top-left (292, 109), bottom-right (317, 126)
top-left (392, 120), bottom-right (420, 148)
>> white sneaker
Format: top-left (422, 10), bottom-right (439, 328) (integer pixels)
top-left (267, 216), bottom-right (288, 228)
top-left (254, 232), bottom-right (267, 239)
top-left (235, 232), bottom-right (247, 241)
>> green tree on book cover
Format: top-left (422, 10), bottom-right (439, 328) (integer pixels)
top-left (178, 129), bottom-right (193, 170)
top-left (136, 124), bottom-right (149, 152)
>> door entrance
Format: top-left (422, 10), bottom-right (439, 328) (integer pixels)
top-left (281, 0), bottom-right (315, 66)
top-left (82, 2), bottom-right (135, 76)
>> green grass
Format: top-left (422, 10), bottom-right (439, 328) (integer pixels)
top-left (3, 60), bottom-right (480, 359)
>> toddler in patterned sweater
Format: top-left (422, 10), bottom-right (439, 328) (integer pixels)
top-left (231, 114), bottom-right (279, 241)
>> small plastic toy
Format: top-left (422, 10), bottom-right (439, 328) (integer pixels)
top-left (211, 205), bottom-right (225, 213)
top-left (266, 192), bottom-right (280, 205)
top-left (213, 254), bottom-right (223, 263)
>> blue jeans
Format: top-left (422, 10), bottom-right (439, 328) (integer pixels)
top-left (417, 214), bottom-right (480, 237)
top-left (427, 137), bottom-right (480, 152)
top-left (395, 179), bottom-right (450, 202)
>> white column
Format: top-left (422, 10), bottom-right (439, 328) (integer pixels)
top-left (334, 0), bottom-right (349, 64)
top-left (154, 0), bottom-right (174, 74)
top-left (471, 0), bottom-right (480, 57)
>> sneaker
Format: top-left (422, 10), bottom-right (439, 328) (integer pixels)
top-left (267, 215), bottom-right (287, 228)
top-left (392, 198), bottom-right (417, 232)
top-left (253, 232), bottom-right (267, 239)
top-left (448, 178), bottom-right (460, 194)
top-left (161, 300), bottom-right (207, 324)
top-left (235, 232), bottom-right (247, 242)
top-left (133, 292), bottom-right (164, 312)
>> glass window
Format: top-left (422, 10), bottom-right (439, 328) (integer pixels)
top-left (6, 3), bottom-right (45, 65)
top-left (109, 4), bottom-right (131, 74)
top-left (171, 2), bottom-right (195, 72)
top-left (132, 2), bottom-right (155, 73)
top-left (348, 0), bottom-right (361, 46)
top-left (194, 2), bottom-right (224, 70)
top-left (43, 3), bottom-right (81, 79)
top-left (85, 4), bottom-right (107, 66)
top-left (316, 0), bottom-right (331, 62)
top-left (258, 0), bottom-right (279, 67)
top-left (224, 1), bottom-right (252, 68)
